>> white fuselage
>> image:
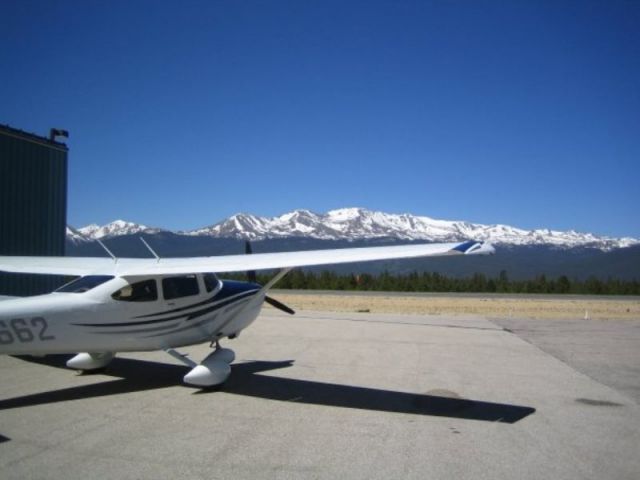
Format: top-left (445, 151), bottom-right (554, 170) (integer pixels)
top-left (0, 275), bottom-right (264, 355)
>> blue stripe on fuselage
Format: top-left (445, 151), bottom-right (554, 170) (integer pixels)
top-left (216, 280), bottom-right (262, 300)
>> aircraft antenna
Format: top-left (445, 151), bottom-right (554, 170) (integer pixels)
top-left (96, 239), bottom-right (117, 262)
top-left (140, 237), bottom-right (161, 262)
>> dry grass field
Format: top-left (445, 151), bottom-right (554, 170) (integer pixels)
top-left (271, 292), bottom-right (640, 320)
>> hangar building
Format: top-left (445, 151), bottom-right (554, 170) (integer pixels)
top-left (0, 125), bottom-right (68, 296)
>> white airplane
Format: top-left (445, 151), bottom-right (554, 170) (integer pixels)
top-left (0, 240), bottom-right (494, 387)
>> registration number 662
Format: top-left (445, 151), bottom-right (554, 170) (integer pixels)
top-left (0, 318), bottom-right (55, 344)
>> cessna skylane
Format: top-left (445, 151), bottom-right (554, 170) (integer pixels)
top-left (0, 240), bottom-right (494, 387)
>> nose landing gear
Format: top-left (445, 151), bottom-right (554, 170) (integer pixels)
top-left (166, 342), bottom-right (235, 388)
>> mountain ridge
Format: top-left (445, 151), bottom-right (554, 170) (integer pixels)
top-left (67, 207), bottom-right (639, 251)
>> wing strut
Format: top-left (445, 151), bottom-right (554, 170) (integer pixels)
top-left (245, 241), bottom-right (295, 315)
top-left (140, 237), bottom-right (161, 262)
top-left (97, 239), bottom-right (117, 262)
top-left (257, 268), bottom-right (295, 315)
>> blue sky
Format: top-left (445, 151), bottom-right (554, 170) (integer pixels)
top-left (2, 1), bottom-right (639, 237)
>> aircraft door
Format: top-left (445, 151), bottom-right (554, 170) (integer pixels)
top-left (160, 275), bottom-right (204, 310)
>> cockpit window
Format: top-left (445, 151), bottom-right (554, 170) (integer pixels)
top-left (203, 273), bottom-right (219, 293)
top-left (56, 275), bottom-right (115, 293)
top-left (112, 279), bottom-right (158, 302)
top-left (162, 275), bottom-right (199, 300)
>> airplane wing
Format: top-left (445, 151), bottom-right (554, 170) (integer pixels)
top-left (0, 240), bottom-right (494, 277)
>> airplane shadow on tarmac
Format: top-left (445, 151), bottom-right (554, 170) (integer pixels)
top-left (2, 355), bottom-right (535, 423)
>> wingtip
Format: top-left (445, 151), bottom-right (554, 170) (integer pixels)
top-left (453, 241), bottom-right (496, 255)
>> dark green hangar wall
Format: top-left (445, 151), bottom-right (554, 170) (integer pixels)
top-left (0, 125), bottom-right (68, 296)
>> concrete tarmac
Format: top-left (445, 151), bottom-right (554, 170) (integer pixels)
top-left (493, 317), bottom-right (640, 404)
top-left (1, 310), bottom-right (639, 479)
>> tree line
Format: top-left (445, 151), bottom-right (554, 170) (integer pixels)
top-left (227, 270), bottom-right (640, 295)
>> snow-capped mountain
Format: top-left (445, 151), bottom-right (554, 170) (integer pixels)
top-left (185, 208), bottom-right (637, 250)
top-left (68, 208), bottom-right (639, 251)
top-left (75, 220), bottom-right (162, 240)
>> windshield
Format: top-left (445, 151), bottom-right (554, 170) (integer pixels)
top-left (56, 275), bottom-right (115, 293)
top-left (203, 273), bottom-right (219, 293)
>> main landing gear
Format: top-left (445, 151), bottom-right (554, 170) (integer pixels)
top-left (65, 343), bottom-right (235, 388)
top-left (66, 352), bottom-right (115, 371)
top-left (165, 342), bottom-right (235, 388)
